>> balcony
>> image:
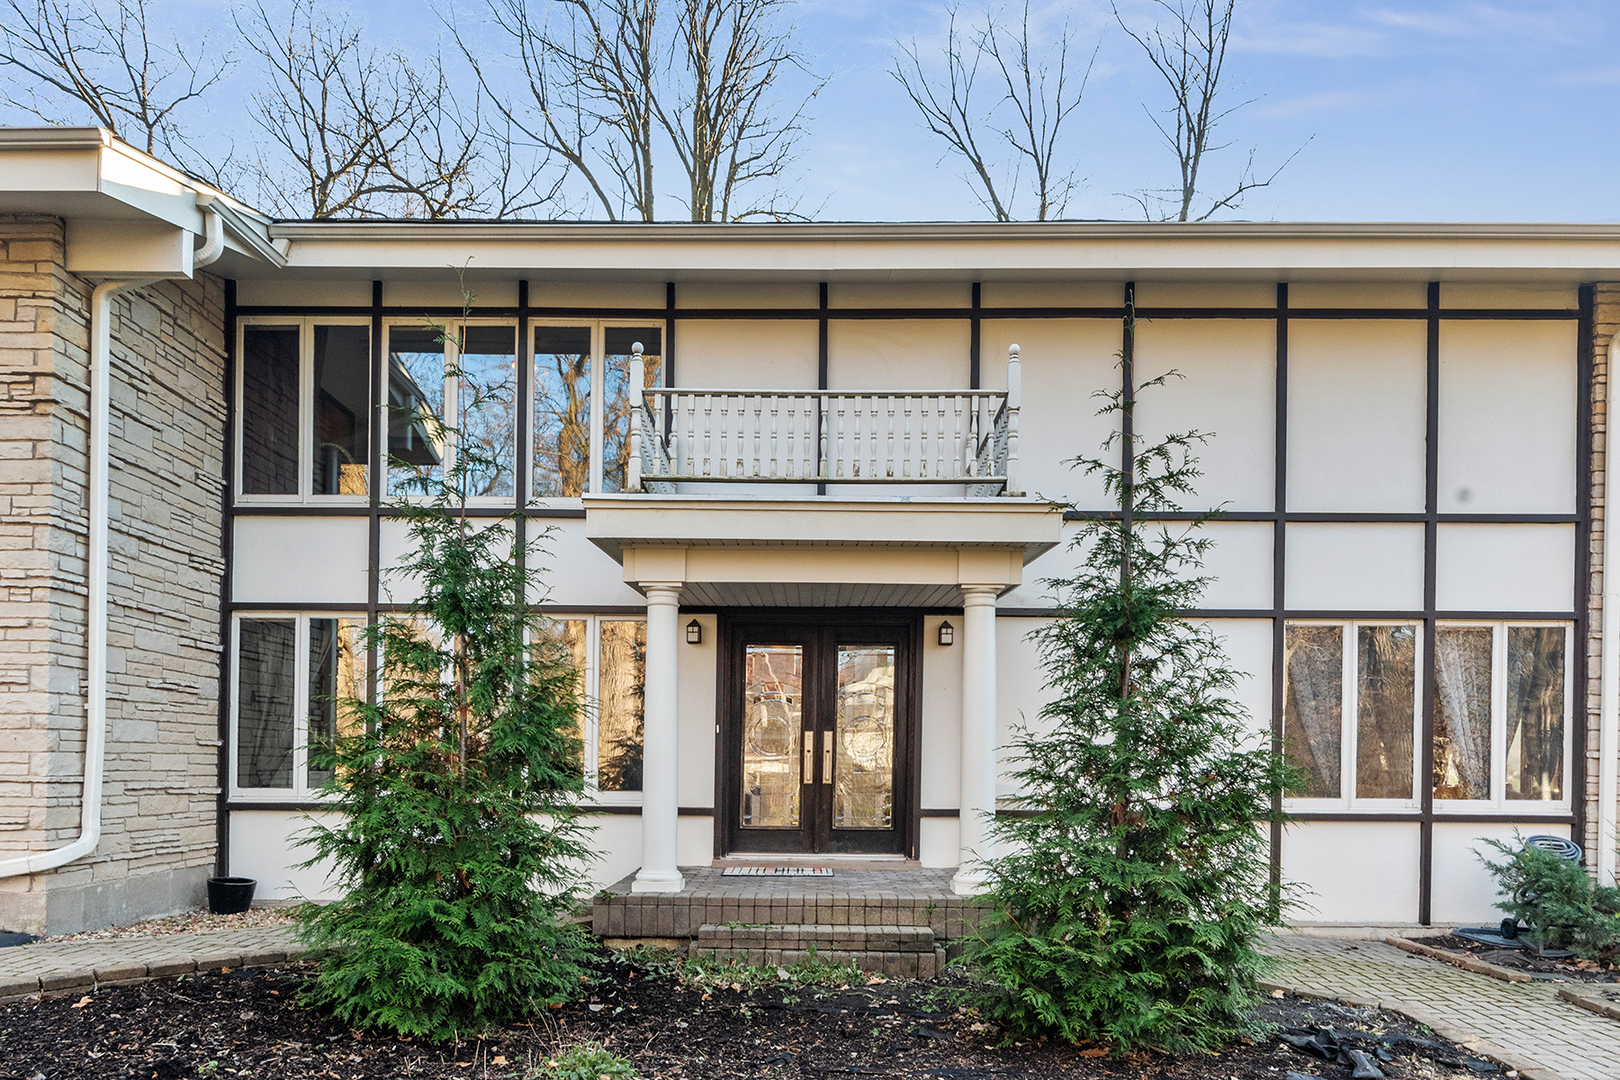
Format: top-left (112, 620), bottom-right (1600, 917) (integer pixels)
top-left (626, 346), bottom-right (1024, 497)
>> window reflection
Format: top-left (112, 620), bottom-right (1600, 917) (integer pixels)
top-left (457, 325), bottom-right (517, 498)
top-left (1507, 626), bottom-right (1564, 801)
top-left (1284, 624), bottom-right (1343, 799)
top-left (534, 326), bottom-right (592, 497)
top-left (603, 326), bottom-right (663, 494)
top-left (741, 645), bottom-right (802, 828)
top-left (386, 327), bottom-right (447, 495)
top-left (312, 325), bottom-right (370, 496)
top-left (597, 621), bottom-right (645, 792)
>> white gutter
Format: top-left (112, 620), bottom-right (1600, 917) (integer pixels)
top-left (0, 200), bottom-right (220, 881)
top-left (1601, 330), bottom-right (1620, 888)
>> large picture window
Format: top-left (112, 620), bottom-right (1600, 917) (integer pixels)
top-left (542, 616), bottom-right (646, 802)
top-left (532, 323), bottom-right (662, 499)
top-left (238, 319), bottom-right (371, 501)
top-left (233, 614), bottom-right (366, 798)
top-left (1284, 621), bottom-right (1419, 807)
top-left (1433, 622), bottom-right (1569, 807)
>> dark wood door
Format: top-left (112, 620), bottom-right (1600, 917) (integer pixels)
top-left (721, 617), bottom-right (915, 855)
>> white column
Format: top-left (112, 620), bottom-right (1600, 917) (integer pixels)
top-left (953, 584), bottom-right (999, 895)
top-left (632, 582), bottom-right (685, 893)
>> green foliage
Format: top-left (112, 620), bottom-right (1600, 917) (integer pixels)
top-left (295, 299), bottom-right (593, 1041)
top-left (1479, 838), bottom-right (1620, 962)
top-left (530, 1043), bottom-right (639, 1080)
top-left (622, 947), bottom-right (873, 992)
top-left (970, 355), bottom-right (1292, 1053)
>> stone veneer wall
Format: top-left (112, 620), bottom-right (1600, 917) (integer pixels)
top-left (0, 215), bottom-right (225, 935)
top-left (1590, 285), bottom-right (1620, 876)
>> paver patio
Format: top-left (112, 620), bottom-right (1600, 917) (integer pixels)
top-left (0, 924), bottom-right (304, 1001)
top-left (1263, 934), bottom-right (1620, 1080)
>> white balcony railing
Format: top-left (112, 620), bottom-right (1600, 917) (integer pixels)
top-left (626, 345), bottom-right (1023, 497)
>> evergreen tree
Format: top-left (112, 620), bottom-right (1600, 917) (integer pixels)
top-left (296, 301), bottom-right (592, 1041)
top-left (973, 338), bottom-right (1291, 1052)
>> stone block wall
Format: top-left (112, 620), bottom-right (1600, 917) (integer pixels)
top-left (1589, 284), bottom-right (1619, 875)
top-left (0, 215), bottom-right (226, 934)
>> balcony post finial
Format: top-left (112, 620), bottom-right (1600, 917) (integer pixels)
top-left (1005, 344), bottom-right (1021, 496)
top-left (629, 342), bottom-right (644, 493)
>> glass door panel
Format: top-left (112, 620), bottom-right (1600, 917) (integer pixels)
top-left (833, 645), bottom-right (895, 830)
top-left (740, 644), bottom-right (804, 829)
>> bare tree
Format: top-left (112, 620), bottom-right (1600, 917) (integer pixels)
top-left (454, 0), bottom-right (818, 222)
top-left (892, 2), bottom-right (1095, 222)
top-left (242, 0), bottom-right (557, 219)
top-left (0, 0), bottom-right (232, 174)
top-left (1114, 0), bottom-right (1305, 221)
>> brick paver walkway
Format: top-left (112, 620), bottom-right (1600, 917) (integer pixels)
top-left (1265, 934), bottom-right (1620, 1080)
top-left (0, 924), bottom-right (303, 1001)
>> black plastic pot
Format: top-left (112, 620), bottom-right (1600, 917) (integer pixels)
top-left (207, 876), bottom-right (256, 915)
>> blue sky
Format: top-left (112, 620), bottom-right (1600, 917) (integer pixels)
top-left (12, 0), bottom-right (1620, 221)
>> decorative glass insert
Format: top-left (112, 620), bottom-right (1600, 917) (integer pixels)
top-left (1356, 625), bottom-right (1416, 800)
top-left (241, 325), bottom-right (299, 495)
top-left (533, 326), bottom-right (592, 497)
top-left (311, 325), bottom-right (371, 496)
top-left (457, 324), bottom-right (517, 498)
top-left (1434, 626), bottom-right (1494, 800)
top-left (741, 644), bottom-right (803, 829)
top-left (1507, 626), bottom-right (1564, 801)
top-left (1284, 624), bottom-right (1343, 798)
top-left (602, 326), bottom-right (663, 494)
top-left (597, 620), bottom-right (645, 792)
top-left (237, 619), bottom-right (296, 788)
top-left (834, 645), bottom-right (895, 829)
top-left (306, 617), bottom-right (365, 788)
top-left (386, 326), bottom-right (447, 495)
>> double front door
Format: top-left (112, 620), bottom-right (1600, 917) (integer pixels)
top-left (721, 618), bottom-right (916, 855)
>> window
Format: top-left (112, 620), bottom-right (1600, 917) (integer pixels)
top-left (543, 616), bottom-right (646, 802)
top-left (531, 323), bottom-right (662, 498)
top-left (386, 322), bottom-right (518, 499)
top-left (238, 319), bottom-right (371, 501)
top-left (1284, 621), bottom-right (1419, 806)
top-left (1434, 622), bottom-right (1569, 808)
top-left (233, 615), bottom-right (366, 798)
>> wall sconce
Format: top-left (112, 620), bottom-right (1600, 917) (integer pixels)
top-left (686, 619), bottom-right (703, 645)
top-left (937, 621), bottom-right (954, 647)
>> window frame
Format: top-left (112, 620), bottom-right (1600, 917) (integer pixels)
top-left (529, 320), bottom-right (665, 503)
top-left (229, 611), bottom-right (368, 802)
top-left (383, 318), bottom-right (520, 506)
top-left (546, 614), bottom-right (647, 808)
top-left (1283, 619), bottom-right (1424, 813)
top-left (235, 316), bottom-right (372, 505)
top-left (1432, 619), bottom-right (1573, 814)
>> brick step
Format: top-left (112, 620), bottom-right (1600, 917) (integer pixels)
top-left (696, 922), bottom-right (935, 953)
top-left (693, 943), bottom-right (948, 979)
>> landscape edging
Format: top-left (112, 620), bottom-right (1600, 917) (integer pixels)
top-left (0, 945), bottom-right (313, 1005)
top-left (1383, 935), bottom-right (1533, 983)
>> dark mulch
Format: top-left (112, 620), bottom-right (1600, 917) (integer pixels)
top-left (1411, 933), bottom-right (1618, 984)
top-left (1, 951), bottom-right (1506, 1079)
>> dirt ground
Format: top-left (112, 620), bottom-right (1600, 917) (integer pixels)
top-left (0, 950), bottom-right (1508, 1079)
top-left (1411, 932), bottom-right (1618, 984)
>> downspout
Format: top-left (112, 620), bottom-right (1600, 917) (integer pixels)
top-left (1600, 329), bottom-right (1620, 888)
top-left (0, 200), bottom-right (222, 880)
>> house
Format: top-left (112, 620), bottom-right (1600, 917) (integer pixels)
top-left (0, 126), bottom-right (1615, 936)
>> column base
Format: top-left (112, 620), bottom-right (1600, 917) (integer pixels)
top-left (630, 869), bottom-right (687, 894)
top-left (950, 868), bottom-right (990, 896)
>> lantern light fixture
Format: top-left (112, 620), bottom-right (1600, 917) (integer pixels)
top-left (686, 619), bottom-right (703, 645)
top-left (937, 620), bottom-right (955, 647)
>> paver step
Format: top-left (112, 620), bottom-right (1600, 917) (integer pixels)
top-left (696, 923), bottom-right (934, 953)
top-left (692, 943), bottom-right (948, 979)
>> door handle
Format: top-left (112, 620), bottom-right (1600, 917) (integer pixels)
top-left (822, 730), bottom-right (833, 784)
top-left (802, 730), bottom-right (814, 784)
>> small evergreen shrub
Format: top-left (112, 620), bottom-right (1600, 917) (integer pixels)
top-left (296, 307), bottom-right (593, 1040)
top-left (1479, 838), bottom-right (1620, 962)
top-left (971, 359), bottom-right (1292, 1052)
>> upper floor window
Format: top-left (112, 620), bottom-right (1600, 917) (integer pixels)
top-left (387, 322), bottom-right (517, 500)
top-left (533, 323), bottom-right (662, 498)
top-left (239, 319), bottom-right (371, 501)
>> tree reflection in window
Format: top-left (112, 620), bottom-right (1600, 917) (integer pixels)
top-left (597, 621), bottom-right (645, 792)
top-left (533, 326), bottom-right (592, 497)
top-left (1434, 627), bottom-right (1493, 801)
top-left (1283, 624), bottom-right (1342, 798)
top-left (1507, 626), bottom-right (1564, 801)
top-left (456, 325), bottom-right (517, 498)
top-left (603, 327), bottom-right (663, 494)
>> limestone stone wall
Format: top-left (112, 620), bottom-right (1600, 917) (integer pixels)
top-left (1590, 285), bottom-right (1620, 876)
top-left (0, 215), bottom-right (225, 935)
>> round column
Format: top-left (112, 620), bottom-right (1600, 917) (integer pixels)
top-left (631, 582), bottom-right (685, 893)
top-left (953, 584), bottom-right (999, 895)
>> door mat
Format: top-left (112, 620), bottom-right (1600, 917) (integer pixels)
top-left (720, 867), bottom-right (833, 877)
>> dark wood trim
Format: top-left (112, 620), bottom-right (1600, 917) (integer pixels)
top-left (216, 278), bottom-right (238, 878)
top-left (969, 282), bottom-right (981, 390)
top-left (1065, 509), bottom-right (1581, 524)
top-left (1270, 281), bottom-right (1288, 912)
top-left (817, 282), bottom-right (828, 496)
top-left (1574, 284), bottom-right (1596, 856)
top-left (1419, 281), bottom-right (1441, 926)
top-left (229, 504), bottom-right (586, 519)
top-left (920, 807), bottom-right (959, 817)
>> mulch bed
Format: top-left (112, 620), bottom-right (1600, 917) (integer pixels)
top-left (1, 950), bottom-right (1505, 1080)
top-left (1411, 933), bottom-right (1618, 984)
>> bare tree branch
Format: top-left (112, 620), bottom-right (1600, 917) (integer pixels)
top-left (0, 0), bottom-right (233, 176)
top-left (1113, 0), bottom-right (1306, 221)
top-left (892, 3), bottom-right (1094, 222)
